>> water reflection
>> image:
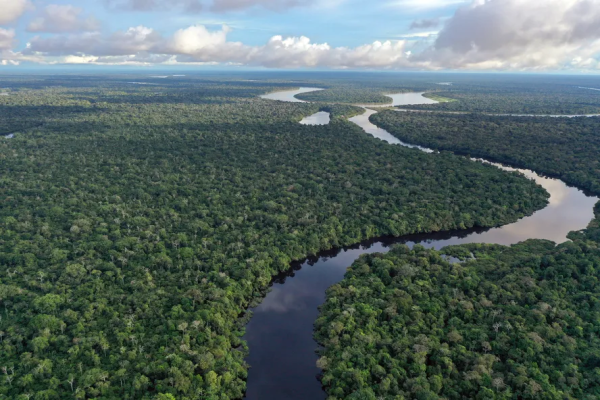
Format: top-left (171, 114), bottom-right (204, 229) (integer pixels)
top-left (354, 92), bottom-right (439, 108)
top-left (259, 87), bottom-right (323, 103)
top-left (349, 108), bottom-right (433, 151)
top-left (244, 88), bottom-right (599, 400)
top-left (300, 111), bottom-right (330, 126)
top-left (387, 92), bottom-right (438, 106)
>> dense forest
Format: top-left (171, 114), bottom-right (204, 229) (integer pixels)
top-left (315, 203), bottom-right (600, 399)
top-left (0, 75), bottom-right (548, 399)
top-left (394, 83), bottom-right (600, 115)
top-left (371, 111), bottom-right (600, 194)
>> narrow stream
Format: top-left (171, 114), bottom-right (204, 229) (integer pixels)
top-left (244, 88), bottom-right (599, 399)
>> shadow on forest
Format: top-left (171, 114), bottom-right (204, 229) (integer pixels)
top-left (0, 105), bottom-right (102, 135)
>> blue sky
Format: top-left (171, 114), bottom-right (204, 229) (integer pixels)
top-left (1, 0), bottom-right (600, 71)
top-left (5, 0), bottom-right (463, 46)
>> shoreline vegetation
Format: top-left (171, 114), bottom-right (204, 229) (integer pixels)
top-left (422, 93), bottom-right (457, 103)
top-left (316, 84), bottom-right (600, 399)
top-left (316, 205), bottom-right (600, 399)
top-left (371, 111), bottom-right (600, 195)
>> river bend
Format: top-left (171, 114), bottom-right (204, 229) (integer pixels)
top-left (245, 88), bottom-right (599, 399)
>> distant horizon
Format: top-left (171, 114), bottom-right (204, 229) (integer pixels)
top-left (1, 67), bottom-right (600, 77)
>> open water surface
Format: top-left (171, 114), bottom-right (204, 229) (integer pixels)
top-left (300, 111), bottom-right (330, 125)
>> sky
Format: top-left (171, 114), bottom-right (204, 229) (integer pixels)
top-left (1, 0), bottom-right (600, 71)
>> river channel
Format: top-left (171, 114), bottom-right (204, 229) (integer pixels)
top-left (246, 88), bottom-right (599, 399)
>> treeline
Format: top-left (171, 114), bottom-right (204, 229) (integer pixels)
top-left (0, 78), bottom-right (547, 399)
top-left (295, 88), bottom-right (402, 104)
top-left (316, 202), bottom-right (600, 399)
top-left (395, 84), bottom-right (600, 115)
top-left (371, 111), bottom-right (600, 195)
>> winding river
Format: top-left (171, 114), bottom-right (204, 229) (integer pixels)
top-left (246, 88), bottom-right (599, 399)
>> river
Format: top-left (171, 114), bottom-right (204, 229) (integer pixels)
top-left (300, 111), bottom-right (330, 126)
top-left (260, 87), bottom-right (324, 103)
top-left (245, 88), bottom-right (599, 400)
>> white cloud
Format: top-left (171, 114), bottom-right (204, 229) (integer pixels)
top-left (0, 28), bottom-right (16, 51)
top-left (63, 54), bottom-right (99, 63)
top-left (28, 5), bottom-right (100, 33)
top-left (102, 0), bottom-right (336, 12)
top-left (250, 35), bottom-right (332, 67)
top-left (9, 0), bottom-right (600, 71)
top-left (24, 24), bottom-right (416, 68)
top-left (249, 36), bottom-right (413, 68)
top-left (211, 0), bottom-right (314, 12)
top-left (1, 49), bottom-right (45, 66)
top-left (0, 0), bottom-right (29, 24)
top-left (159, 25), bottom-right (250, 62)
top-left (26, 26), bottom-right (161, 56)
top-left (397, 31), bottom-right (439, 38)
top-left (109, 26), bottom-right (162, 54)
top-left (416, 0), bottom-right (600, 70)
top-left (102, 0), bottom-right (203, 12)
top-left (388, 0), bottom-right (469, 11)
top-left (166, 25), bottom-right (231, 54)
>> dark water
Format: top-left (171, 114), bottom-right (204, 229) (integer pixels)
top-left (244, 89), bottom-right (599, 400)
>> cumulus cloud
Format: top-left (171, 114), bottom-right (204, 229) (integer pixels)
top-left (249, 36), bottom-right (413, 68)
top-left (24, 24), bottom-right (416, 68)
top-left (417, 0), bottom-right (600, 70)
top-left (154, 25), bottom-right (250, 63)
top-left (165, 25), bottom-right (234, 54)
top-left (248, 35), bottom-right (331, 67)
top-left (102, 0), bottom-right (203, 12)
top-left (28, 5), bottom-right (100, 33)
top-left (107, 26), bottom-right (162, 54)
top-left (0, 0), bottom-right (29, 24)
